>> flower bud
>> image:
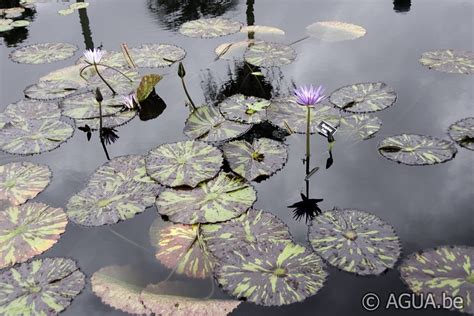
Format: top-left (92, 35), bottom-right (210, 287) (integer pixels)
top-left (95, 88), bottom-right (103, 103)
top-left (178, 62), bottom-right (186, 78)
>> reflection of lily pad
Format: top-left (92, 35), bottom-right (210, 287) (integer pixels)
top-left (9, 42), bottom-right (78, 64)
top-left (378, 134), bottom-right (457, 165)
top-left (184, 105), bottom-right (250, 142)
top-left (156, 172), bottom-right (256, 224)
top-left (448, 117), bottom-right (474, 150)
top-left (339, 113), bottom-right (382, 140)
top-left (308, 208), bottom-right (401, 275)
top-left (145, 140), bottom-right (223, 188)
top-left (0, 258), bottom-right (85, 315)
top-left (420, 50), bottom-right (474, 74)
top-left (244, 42), bottom-right (296, 67)
top-left (76, 110), bottom-right (136, 130)
top-left (306, 21), bottom-right (366, 42)
top-left (3, 99), bottom-right (61, 124)
top-left (223, 138), bottom-right (288, 181)
top-left (400, 246), bottom-right (474, 314)
top-left (179, 18), bottom-right (242, 38)
top-left (61, 91), bottom-right (123, 119)
top-left (87, 69), bottom-right (140, 95)
top-left (215, 241), bottom-right (327, 306)
top-left (329, 82), bottom-right (397, 113)
top-left (24, 80), bottom-right (81, 100)
top-left (0, 162), bottom-right (51, 205)
top-left (129, 44), bottom-right (186, 67)
top-left (219, 94), bottom-right (270, 124)
top-left (0, 202), bottom-right (67, 269)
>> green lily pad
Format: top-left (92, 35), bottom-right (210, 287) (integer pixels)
top-left (219, 94), bottom-right (270, 124)
top-left (201, 209), bottom-right (292, 260)
top-left (183, 105), bottom-right (250, 142)
top-left (69, 2), bottom-right (89, 10)
top-left (244, 42), bottom-right (297, 67)
top-left (215, 241), bottom-right (327, 306)
top-left (136, 74), bottom-right (162, 102)
top-left (87, 69), bottom-right (140, 95)
top-left (145, 140), bottom-right (223, 188)
top-left (66, 155), bottom-right (162, 226)
top-left (339, 113), bottom-right (382, 140)
top-left (240, 25), bottom-right (285, 36)
top-left (448, 117), bottom-right (474, 150)
top-left (222, 138), bottom-right (288, 181)
top-left (76, 110), bottom-right (137, 130)
top-left (60, 91), bottom-right (123, 119)
top-left (9, 42), bottom-right (78, 64)
top-left (0, 119), bottom-right (74, 155)
top-left (420, 49), bottom-right (474, 74)
top-left (329, 82), bottom-right (397, 113)
top-left (10, 20), bottom-right (29, 28)
top-left (306, 21), bottom-right (366, 42)
top-left (0, 202), bottom-right (67, 269)
top-left (40, 64), bottom-right (92, 86)
top-left (378, 134), bottom-right (457, 165)
top-left (0, 162), bottom-right (51, 205)
top-left (156, 172), bottom-right (256, 224)
top-left (215, 40), bottom-right (254, 60)
top-left (308, 208), bottom-right (401, 275)
top-left (267, 97), bottom-right (341, 134)
top-left (179, 18), bottom-right (242, 39)
top-left (0, 114), bottom-right (8, 129)
top-left (0, 23), bottom-right (13, 33)
top-left (24, 80), bottom-right (81, 100)
top-left (400, 246), bottom-right (474, 314)
top-left (58, 8), bottom-right (74, 16)
top-left (0, 258), bottom-right (85, 315)
top-left (129, 44), bottom-right (186, 68)
top-left (76, 50), bottom-right (130, 69)
top-left (3, 99), bottom-right (61, 124)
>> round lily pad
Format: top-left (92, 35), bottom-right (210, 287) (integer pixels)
top-left (10, 20), bottom-right (30, 27)
top-left (339, 113), bottom-right (382, 140)
top-left (0, 202), bottom-right (67, 269)
top-left (215, 40), bottom-right (254, 60)
top-left (3, 99), bottom-right (61, 124)
top-left (145, 140), bottom-right (223, 188)
top-left (329, 82), bottom-right (397, 113)
top-left (156, 172), bottom-right (256, 224)
top-left (129, 43), bottom-right (186, 68)
top-left (308, 208), bottom-right (401, 275)
top-left (222, 138), bottom-right (288, 181)
top-left (61, 91), bottom-right (123, 119)
top-left (219, 94), bottom-right (270, 124)
top-left (448, 117), bottom-right (474, 150)
top-left (40, 64), bottom-right (92, 86)
top-left (0, 20), bottom-right (13, 32)
top-left (244, 42), bottom-right (296, 67)
top-left (306, 21), bottom-right (366, 42)
top-left (240, 25), bottom-right (285, 36)
top-left (215, 241), bottom-right (327, 306)
top-left (0, 258), bottom-right (85, 315)
top-left (76, 110), bottom-right (136, 130)
top-left (183, 105), bottom-right (250, 142)
top-left (179, 18), bottom-right (242, 39)
top-left (0, 162), bottom-right (51, 205)
top-left (420, 49), bottom-right (474, 74)
top-left (9, 42), bottom-right (78, 64)
top-left (87, 69), bottom-right (140, 96)
top-left (400, 246), bottom-right (474, 314)
top-left (58, 8), bottom-right (74, 16)
top-left (69, 2), bottom-right (89, 9)
top-left (24, 80), bottom-right (81, 100)
top-left (378, 134), bottom-right (457, 165)
top-left (76, 50), bottom-right (130, 69)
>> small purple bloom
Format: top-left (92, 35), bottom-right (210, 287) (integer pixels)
top-left (294, 85), bottom-right (326, 106)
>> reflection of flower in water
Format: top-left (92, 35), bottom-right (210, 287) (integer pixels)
top-left (294, 85), bottom-right (326, 106)
top-left (83, 48), bottom-right (104, 64)
top-left (101, 127), bottom-right (119, 145)
top-left (288, 193), bottom-right (323, 223)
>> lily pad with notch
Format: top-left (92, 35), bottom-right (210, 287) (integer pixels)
top-left (61, 91), bottom-right (124, 120)
top-left (339, 113), bottom-right (382, 140)
top-left (24, 80), bottom-right (82, 100)
top-left (76, 110), bottom-right (137, 130)
top-left (87, 69), bottom-right (140, 96)
top-left (9, 42), bottom-right (78, 64)
top-left (244, 42), bottom-right (297, 67)
top-left (3, 99), bottom-right (61, 124)
top-left (179, 18), bottom-right (242, 39)
top-left (306, 21), bottom-right (366, 42)
top-left (448, 117), bottom-right (474, 150)
top-left (219, 94), bottom-right (270, 124)
top-left (129, 44), bottom-right (186, 68)
top-left (419, 49), bottom-right (474, 74)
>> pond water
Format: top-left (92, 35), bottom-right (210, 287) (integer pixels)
top-left (0, 0), bottom-right (473, 315)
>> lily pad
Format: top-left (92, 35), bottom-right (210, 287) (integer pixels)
top-left (129, 44), bottom-right (186, 68)
top-left (0, 20), bottom-right (13, 33)
top-left (0, 258), bottom-right (85, 315)
top-left (308, 208), bottom-right (401, 275)
top-left (40, 64), bottom-right (92, 86)
top-left (378, 134), bottom-right (457, 165)
top-left (3, 99), bottom-right (61, 124)
top-left (329, 82), bottom-right (397, 113)
top-left (0, 114), bottom-right (8, 129)
top-left (306, 21), bottom-right (366, 42)
top-left (339, 113), bottom-right (382, 140)
top-left (215, 40), bottom-right (254, 60)
top-left (183, 105), bottom-right (250, 142)
top-left (0, 119), bottom-right (74, 155)
top-left (244, 42), bottom-right (297, 67)
top-left (222, 138), bottom-right (288, 181)
top-left (76, 110), bottom-right (136, 130)
top-left (240, 25), bottom-right (285, 36)
top-left (69, 2), bottom-right (89, 10)
top-left (24, 80), bottom-right (81, 100)
top-left (0, 162), bottom-right (51, 205)
top-left (58, 8), bottom-right (74, 16)
top-left (179, 18), bottom-right (242, 39)
top-left (448, 117), bottom-right (474, 150)
top-left (419, 49), bottom-right (474, 74)
top-left (219, 94), bottom-right (270, 124)
top-left (0, 202), bottom-right (67, 269)
top-left (9, 42), bottom-right (78, 64)
top-left (10, 20), bottom-right (30, 28)
top-left (76, 50), bottom-right (129, 69)
top-left (61, 91), bottom-right (123, 119)
top-left (215, 241), bottom-right (327, 306)
top-left (156, 172), bottom-right (256, 224)
top-left (87, 69), bottom-right (140, 95)
top-left (145, 140), bottom-right (223, 188)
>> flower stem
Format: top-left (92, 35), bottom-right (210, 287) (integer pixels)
top-left (306, 106), bottom-right (311, 175)
top-left (180, 77), bottom-right (197, 111)
top-left (98, 99), bottom-right (110, 160)
top-left (94, 63), bottom-right (117, 95)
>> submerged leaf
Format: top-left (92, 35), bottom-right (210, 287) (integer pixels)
top-left (448, 117), bottom-right (474, 151)
top-left (420, 49), bottom-right (474, 74)
top-left (9, 42), bottom-right (78, 64)
top-left (306, 21), bottom-right (366, 41)
top-left (179, 18), bottom-right (242, 39)
top-left (244, 42), bottom-right (296, 67)
top-left (219, 94), bottom-right (270, 124)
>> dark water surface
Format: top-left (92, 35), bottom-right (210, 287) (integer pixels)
top-left (0, 0), bottom-right (473, 315)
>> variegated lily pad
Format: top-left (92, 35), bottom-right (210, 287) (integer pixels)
top-left (145, 140), bottom-right (223, 188)
top-left (0, 258), bottom-right (85, 315)
top-left (183, 105), bottom-right (250, 142)
top-left (76, 50), bottom-right (129, 69)
top-left (223, 138), bottom-right (288, 181)
top-left (0, 119), bottom-right (74, 155)
top-left (87, 69), bottom-right (140, 95)
top-left (0, 114), bottom-right (8, 129)
top-left (215, 241), bottom-right (327, 306)
top-left (0, 202), bottom-right (67, 269)
top-left (306, 21), bottom-right (366, 42)
top-left (129, 44), bottom-right (186, 67)
top-left (400, 246), bottom-right (474, 314)
top-left (329, 82), bottom-right (397, 113)
top-left (156, 172), bottom-right (256, 224)
top-left (61, 91), bottom-right (123, 119)
top-left (179, 18), bottom-right (242, 39)
top-left (215, 40), bottom-right (254, 60)
top-left (219, 94), bottom-right (270, 124)
top-left (76, 110), bottom-right (137, 130)
top-left (9, 42), bottom-right (78, 64)
top-left (0, 162), bottom-right (51, 205)
top-left (149, 220), bottom-right (214, 278)
top-left (3, 99), bottom-right (61, 124)
top-left (420, 50), bottom-right (474, 74)
top-left (308, 208), bottom-right (401, 275)
top-left (448, 117), bottom-right (474, 150)
top-left (378, 134), bottom-right (457, 165)
top-left (40, 64), bottom-right (93, 86)
top-left (339, 113), bottom-right (382, 140)
top-left (24, 80), bottom-right (81, 100)
top-left (244, 42), bottom-right (297, 67)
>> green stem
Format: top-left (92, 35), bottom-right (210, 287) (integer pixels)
top-left (94, 63), bottom-right (117, 95)
top-left (306, 106), bottom-right (311, 175)
top-left (289, 35), bottom-right (310, 46)
top-left (180, 77), bottom-right (197, 111)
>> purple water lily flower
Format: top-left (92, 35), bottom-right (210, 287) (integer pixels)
top-left (121, 93), bottom-right (139, 110)
top-left (83, 48), bottom-right (104, 64)
top-left (294, 85), bottom-right (326, 106)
